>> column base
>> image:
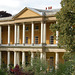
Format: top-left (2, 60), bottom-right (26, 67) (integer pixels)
top-left (17, 43), bottom-right (20, 44)
top-left (8, 43), bottom-right (10, 46)
top-left (41, 43), bottom-right (47, 46)
top-left (14, 43), bottom-right (17, 46)
top-left (23, 43), bottom-right (25, 46)
top-left (32, 43), bottom-right (34, 46)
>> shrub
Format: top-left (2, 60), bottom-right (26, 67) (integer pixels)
top-left (0, 69), bottom-right (7, 75)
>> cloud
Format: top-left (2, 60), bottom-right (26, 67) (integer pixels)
top-left (0, 0), bottom-right (61, 15)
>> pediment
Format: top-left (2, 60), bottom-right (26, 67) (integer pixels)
top-left (13, 7), bottom-right (41, 19)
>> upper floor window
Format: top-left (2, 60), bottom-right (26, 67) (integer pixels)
top-left (26, 37), bottom-right (28, 44)
top-left (50, 35), bottom-right (54, 44)
top-left (35, 36), bottom-right (38, 44)
top-left (25, 26), bottom-right (28, 31)
top-left (35, 26), bottom-right (39, 30)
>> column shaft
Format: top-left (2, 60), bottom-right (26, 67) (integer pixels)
top-left (22, 52), bottom-right (25, 67)
top-left (14, 51), bottom-right (17, 67)
top-left (0, 51), bottom-right (1, 69)
top-left (56, 31), bottom-right (58, 44)
top-left (40, 52), bottom-right (43, 60)
top-left (23, 23), bottom-right (25, 44)
top-left (8, 25), bottom-right (10, 44)
top-left (17, 25), bottom-right (20, 44)
top-left (41, 21), bottom-right (43, 44)
top-left (40, 52), bottom-right (43, 70)
top-left (14, 24), bottom-right (17, 44)
top-left (31, 22), bottom-right (34, 45)
top-left (44, 23), bottom-right (46, 44)
top-left (31, 52), bottom-right (34, 66)
top-left (0, 26), bottom-right (2, 44)
top-left (43, 52), bottom-right (46, 60)
top-left (7, 51), bottom-right (10, 69)
top-left (55, 52), bottom-right (59, 69)
top-left (17, 52), bottom-right (19, 65)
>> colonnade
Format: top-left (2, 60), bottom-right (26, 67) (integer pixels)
top-left (0, 51), bottom-right (59, 69)
top-left (0, 21), bottom-right (58, 45)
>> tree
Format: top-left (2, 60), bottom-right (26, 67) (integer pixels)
top-left (50, 0), bottom-right (75, 75)
top-left (0, 11), bottom-right (12, 18)
top-left (50, 0), bottom-right (75, 52)
top-left (50, 0), bottom-right (75, 74)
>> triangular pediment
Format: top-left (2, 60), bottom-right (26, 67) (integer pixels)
top-left (13, 7), bottom-right (41, 19)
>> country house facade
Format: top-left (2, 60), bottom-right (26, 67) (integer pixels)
top-left (0, 7), bottom-right (66, 69)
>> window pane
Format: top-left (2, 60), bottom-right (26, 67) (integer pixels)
top-left (35, 26), bottom-right (39, 30)
top-left (26, 37), bottom-right (28, 44)
top-left (50, 36), bottom-right (54, 44)
top-left (35, 36), bottom-right (38, 44)
top-left (26, 27), bottom-right (28, 31)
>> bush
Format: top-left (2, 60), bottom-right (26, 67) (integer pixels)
top-left (0, 69), bottom-right (7, 75)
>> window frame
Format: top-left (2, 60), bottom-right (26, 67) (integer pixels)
top-left (25, 26), bottom-right (29, 31)
top-left (35, 36), bottom-right (38, 44)
top-left (35, 26), bottom-right (39, 30)
top-left (25, 37), bottom-right (28, 44)
top-left (50, 35), bottom-right (54, 44)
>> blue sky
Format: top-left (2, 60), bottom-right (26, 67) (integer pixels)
top-left (0, 0), bottom-right (61, 15)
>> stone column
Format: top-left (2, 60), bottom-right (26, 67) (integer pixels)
top-left (17, 52), bottom-right (19, 65)
top-left (56, 31), bottom-right (58, 44)
top-left (31, 52), bottom-right (34, 66)
top-left (55, 52), bottom-right (59, 69)
top-left (14, 24), bottom-right (17, 45)
top-left (14, 51), bottom-right (17, 67)
top-left (31, 22), bottom-right (34, 45)
top-left (7, 51), bottom-right (10, 69)
top-left (0, 26), bottom-right (2, 45)
top-left (40, 52), bottom-right (43, 60)
top-left (22, 52), bottom-right (25, 67)
top-left (0, 51), bottom-right (1, 69)
top-left (40, 52), bottom-right (43, 70)
top-left (23, 23), bottom-right (25, 45)
top-left (17, 25), bottom-right (20, 44)
top-left (43, 52), bottom-right (46, 61)
top-left (8, 25), bottom-right (10, 45)
top-left (41, 21), bottom-right (43, 44)
top-left (43, 23), bottom-right (46, 44)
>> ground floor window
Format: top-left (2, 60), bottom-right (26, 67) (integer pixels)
top-left (50, 57), bottom-right (54, 71)
top-left (26, 56), bottom-right (28, 66)
top-left (50, 57), bottom-right (54, 66)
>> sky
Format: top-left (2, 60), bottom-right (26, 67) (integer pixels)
top-left (0, 0), bottom-right (61, 15)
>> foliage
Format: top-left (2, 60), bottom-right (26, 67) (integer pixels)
top-left (1, 56), bottom-right (75, 75)
top-left (56, 61), bottom-right (74, 75)
top-left (50, 0), bottom-right (75, 74)
top-left (0, 11), bottom-right (12, 18)
top-left (24, 56), bottom-right (48, 75)
top-left (1, 63), bottom-right (8, 72)
top-left (33, 57), bottom-right (48, 75)
top-left (50, 0), bottom-right (75, 52)
top-left (0, 69), bottom-right (7, 75)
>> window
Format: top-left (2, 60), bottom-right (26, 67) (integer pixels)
top-left (35, 36), bottom-right (38, 44)
top-left (50, 36), bottom-right (54, 44)
top-left (25, 27), bottom-right (28, 31)
top-left (25, 37), bottom-right (28, 44)
top-left (35, 26), bottom-right (39, 30)
top-left (50, 57), bottom-right (54, 66)
top-left (25, 56), bottom-right (29, 66)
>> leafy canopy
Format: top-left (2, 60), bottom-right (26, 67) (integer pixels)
top-left (50, 0), bottom-right (75, 51)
